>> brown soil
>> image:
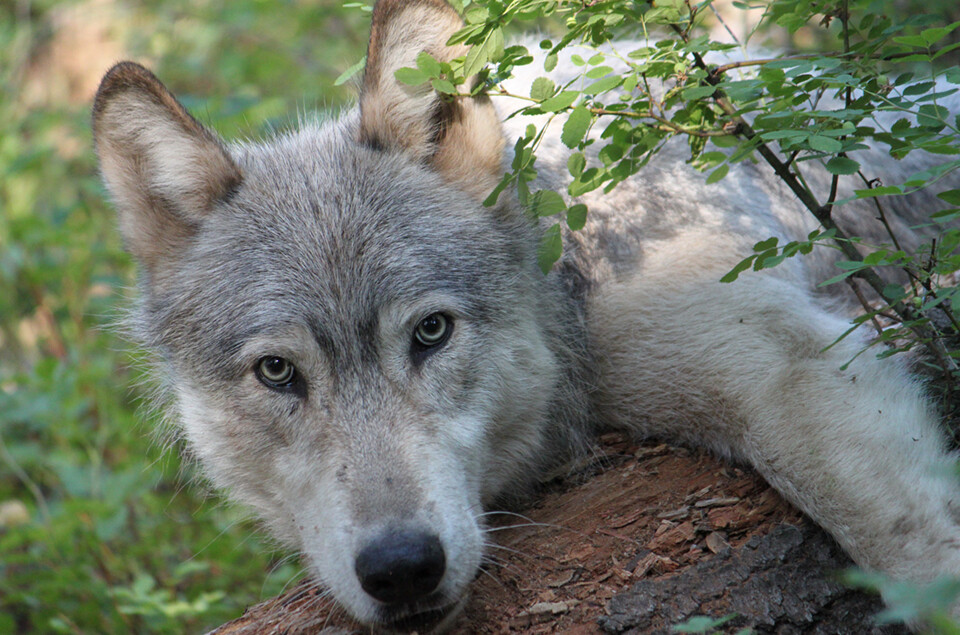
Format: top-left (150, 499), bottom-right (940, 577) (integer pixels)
top-left (211, 434), bottom-right (904, 634)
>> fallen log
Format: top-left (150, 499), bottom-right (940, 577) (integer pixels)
top-left (210, 435), bottom-right (902, 634)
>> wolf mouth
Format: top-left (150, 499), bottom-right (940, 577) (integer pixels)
top-left (376, 596), bottom-right (465, 633)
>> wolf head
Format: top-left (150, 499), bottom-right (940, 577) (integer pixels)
top-left (93, 0), bottom-right (589, 628)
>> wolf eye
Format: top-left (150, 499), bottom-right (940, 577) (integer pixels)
top-left (414, 313), bottom-right (452, 348)
top-left (256, 356), bottom-right (297, 388)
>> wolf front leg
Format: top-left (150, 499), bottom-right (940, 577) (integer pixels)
top-left (588, 236), bottom-right (960, 621)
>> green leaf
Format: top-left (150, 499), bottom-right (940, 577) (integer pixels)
top-left (883, 284), bottom-right (908, 303)
top-left (540, 91), bottom-right (579, 112)
top-left (562, 106), bottom-right (591, 149)
top-left (893, 35), bottom-right (928, 48)
top-left (761, 129), bottom-right (808, 141)
top-left (711, 134), bottom-right (739, 148)
top-left (812, 56), bottom-right (841, 70)
top-left (819, 269), bottom-right (859, 286)
top-left (918, 104), bottom-right (950, 127)
top-left (598, 143), bottom-right (623, 166)
top-left (721, 256), bottom-right (756, 283)
top-left (464, 5), bottom-right (489, 23)
top-left (698, 151), bottom-right (727, 166)
top-left (682, 85), bottom-right (716, 100)
top-left (825, 156), bottom-right (860, 175)
top-left (585, 76), bottom-right (623, 94)
top-left (567, 204), bottom-right (588, 231)
top-left (538, 224), bottom-right (563, 274)
top-left (334, 56), bottom-right (366, 86)
top-left (853, 185), bottom-right (902, 199)
top-left (754, 237), bottom-right (779, 251)
top-left (903, 81), bottom-right (935, 96)
top-left (530, 190), bottom-right (567, 217)
top-left (483, 173), bottom-right (514, 207)
top-left (569, 167), bottom-right (606, 196)
top-left (544, 53), bottom-right (558, 72)
top-left (394, 67), bottom-right (429, 85)
top-left (922, 22), bottom-right (960, 46)
top-left (431, 78), bottom-right (457, 94)
top-left (672, 614), bottom-right (737, 633)
top-left (933, 40), bottom-right (960, 60)
top-left (931, 208), bottom-right (960, 223)
top-left (706, 164), bottom-right (729, 184)
top-left (463, 35), bottom-right (490, 77)
top-left (808, 135), bottom-right (842, 153)
top-left (568, 152), bottom-right (586, 177)
top-left (586, 65), bottom-right (614, 79)
top-left (937, 189), bottom-right (960, 206)
top-left (446, 23), bottom-right (483, 45)
top-left (415, 51), bottom-right (441, 76)
top-left (628, 46), bottom-right (655, 59)
top-left (486, 26), bottom-right (505, 62)
top-left (531, 77), bottom-right (555, 101)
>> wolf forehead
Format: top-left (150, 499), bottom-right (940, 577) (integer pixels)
top-left (137, 118), bottom-right (533, 370)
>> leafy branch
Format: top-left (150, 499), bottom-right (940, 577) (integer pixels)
top-left (396, 0), bottom-right (960, 381)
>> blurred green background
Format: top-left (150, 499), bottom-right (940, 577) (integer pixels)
top-left (0, 1), bottom-right (369, 632)
top-left (3, 1), bottom-right (960, 633)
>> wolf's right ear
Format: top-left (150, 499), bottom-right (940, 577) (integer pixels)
top-left (92, 62), bottom-right (241, 276)
top-left (359, 0), bottom-right (504, 200)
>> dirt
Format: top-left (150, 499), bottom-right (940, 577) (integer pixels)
top-left (210, 434), bottom-right (904, 634)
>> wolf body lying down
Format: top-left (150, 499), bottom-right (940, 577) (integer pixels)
top-left (92, 0), bottom-right (960, 630)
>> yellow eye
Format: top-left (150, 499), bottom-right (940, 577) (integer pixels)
top-left (257, 356), bottom-right (296, 387)
top-left (414, 313), bottom-right (450, 347)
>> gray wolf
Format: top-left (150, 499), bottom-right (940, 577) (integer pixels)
top-left (92, 0), bottom-right (960, 630)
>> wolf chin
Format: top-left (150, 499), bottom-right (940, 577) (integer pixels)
top-left (93, 0), bottom-right (960, 630)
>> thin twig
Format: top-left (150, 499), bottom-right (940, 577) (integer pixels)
top-left (858, 172), bottom-right (906, 253)
top-left (709, 1), bottom-right (742, 46)
top-left (844, 278), bottom-right (886, 336)
top-left (492, 89), bottom-right (729, 137)
top-left (712, 49), bottom-right (937, 76)
top-left (714, 54), bottom-right (824, 75)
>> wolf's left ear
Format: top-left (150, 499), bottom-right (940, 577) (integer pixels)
top-left (92, 62), bottom-right (241, 279)
top-left (359, 0), bottom-right (504, 200)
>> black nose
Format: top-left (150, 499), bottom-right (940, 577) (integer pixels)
top-left (355, 529), bottom-right (446, 604)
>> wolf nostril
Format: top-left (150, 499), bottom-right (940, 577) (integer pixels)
top-left (355, 530), bottom-right (446, 604)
